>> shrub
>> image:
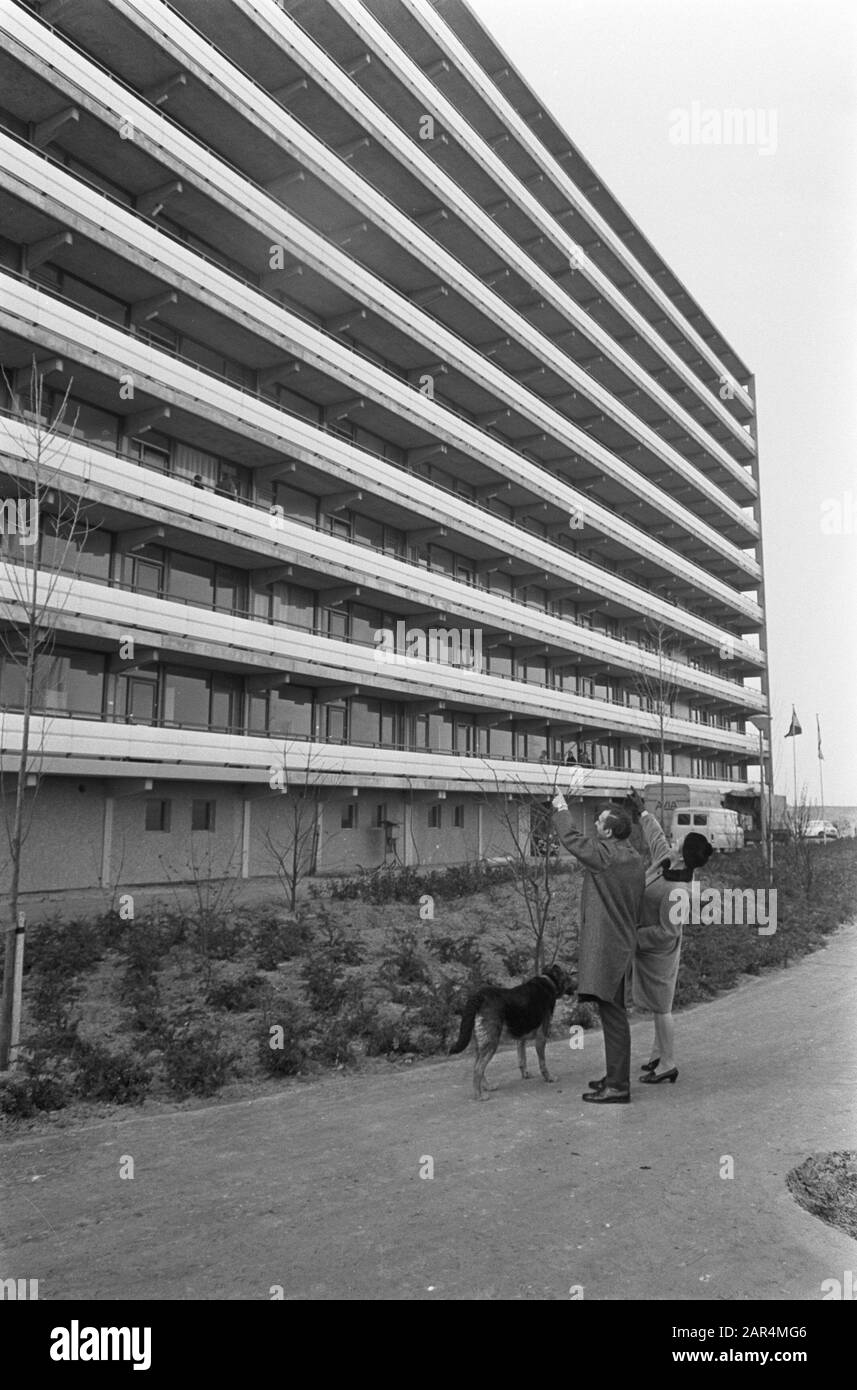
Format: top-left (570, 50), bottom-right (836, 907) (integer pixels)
top-left (308, 1015), bottom-right (360, 1066)
top-left (325, 860), bottom-right (517, 904)
top-left (300, 914), bottom-right (365, 1014)
top-left (0, 1073), bottom-right (69, 1118)
top-left (119, 928), bottom-right (166, 1037)
top-left (377, 928), bottom-right (432, 987)
top-left (257, 1000), bottom-right (307, 1076)
top-left (252, 912), bottom-right (310, 970)
top-left (25, 916), bottom-right (105, 979)
top-left (162, 1020), bottom-right (238, 1097)
top-left (206, 971), bottom-right (266, 1012)
top-left (72, 1041), bottom-right (152, 1105)
top-left (188, 910), bottom-right (243, 962)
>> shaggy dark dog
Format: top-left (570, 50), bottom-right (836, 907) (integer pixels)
top-left (449, 964), bottom-right (576, 1101)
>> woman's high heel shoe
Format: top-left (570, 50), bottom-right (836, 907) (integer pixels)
top-left (641, 1067), bottom-right (678, 1085)
top-left (639, 1057), bottom-right (661, 1074)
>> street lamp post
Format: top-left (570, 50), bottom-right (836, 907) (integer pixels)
top-left (749, 714), bottom-right (773, 886)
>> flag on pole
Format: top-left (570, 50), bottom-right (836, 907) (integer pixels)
top-left (785, 707), bottom-right (802, 738)
top-left (816, 714), bottom-right (823, 761)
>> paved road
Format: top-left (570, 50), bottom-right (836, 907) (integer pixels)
top-left (2, 925), bottom-right (855, 1301)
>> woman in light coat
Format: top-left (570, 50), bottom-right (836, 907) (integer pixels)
top-left (633, 806), bottom-right (713, 1085)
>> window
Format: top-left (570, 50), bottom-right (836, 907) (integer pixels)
top-left (454, 805), bottom-right (465, 828)
top-left (163, 669), bottom-right (210, 727)
top-left (119, 674), bottom-right (158, 724)
top-left (215, 565), bottom-right (244, 614)
top-left (43, 652), bottom-right (105, 715)
top-left (145, 800), bottom-right (171, 832)
top-left (128, 547), bottom-right (165, 597)
top-left (375, 803), bottom-right (387, 827)
top-left (428, 804), bottom-right (442, 829)
top-left (325, 607), bottom-right (349, 640)
top-left (210, 676), bottom-right (240, 733)
top-left (192, 800), bottom-right (216, 832)
top-left (266, 687), bottom-right (313, 738)
top-left (341, 802), bottom-right (357, 829)
top-left (169, 551), bottom-right (215, 608)
top-left (277, 384), bottom-right (322, 426)
top-left (353, 514), bottom-right (383, 548)
top-left (382, 525), bottom-right (405, 558)
top-left (676, 814), bottom-right (690, 826)
top-left (693, 814), bottom-right (708, 826)
top-left (0, 649), bottom-right (105, 715)
top-left (326, 703), bottom-right (347, 742)
top-left (274, 481), bottom-right (317, 525)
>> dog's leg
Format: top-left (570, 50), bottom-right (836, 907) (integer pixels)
top-left (517, 1038), bottom-right (530, 1079)
top-left (473, 1046), bottom-right (493, 1100)
top-left (472, 1021), bottom-right (499, 1100)
top-left (535, 1028), bottom-right (554, 1084)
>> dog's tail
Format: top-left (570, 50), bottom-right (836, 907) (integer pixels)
top-left (448, 993), bottom-right (482, 1054)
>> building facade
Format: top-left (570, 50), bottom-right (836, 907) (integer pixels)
top-left (0, 0), bottom-right (769, 894)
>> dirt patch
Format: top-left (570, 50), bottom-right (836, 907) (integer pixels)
top-left (786, 1151), bottom-right (857, 1241)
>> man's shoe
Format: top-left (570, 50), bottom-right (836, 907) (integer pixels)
top-left (588, 1075), bottom-right (607, 1090)
top-left (582, 1086), bottom-right (630, 1104)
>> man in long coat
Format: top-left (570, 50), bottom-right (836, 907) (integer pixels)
top-left (552, 792), bottom-right (645, 1104)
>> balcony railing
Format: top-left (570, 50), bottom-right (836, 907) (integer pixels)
top-left (0, 413), bottom-right (765, 701)
top-left (0, 699), bottom-right (744, 780)
top-left (0, 268), bottom-right (763, 625)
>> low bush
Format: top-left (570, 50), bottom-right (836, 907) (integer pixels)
top-left (162, 1020), bottom-right (238, 1098)
top-left (24, 915), bottom-right (106, 979)
top-left (72, 1040), bottom-right (152, 1105)
top-left (325, 860), bottom-right (518, 904)
top-left (188, 910), bottom-right (244, 963)
top-left (258, 999), bottom-right (308, 1076)
top-left (0, 1072), bottom-right (69, 1118)
top-left (251, 911), bottom-right (309, 970)
top-left (206, 971), bottom-right (266, 1012)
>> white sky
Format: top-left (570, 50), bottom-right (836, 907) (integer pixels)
top-left (467, 0), bottom-right (857, 804)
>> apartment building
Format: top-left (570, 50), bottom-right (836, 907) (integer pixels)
top-left (0, 0), bottom-right (769, 892)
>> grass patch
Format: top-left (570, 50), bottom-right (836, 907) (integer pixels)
top-left (786, 1151), bottom-right (857, 1241)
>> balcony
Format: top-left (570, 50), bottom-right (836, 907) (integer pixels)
top-left (0, 560), bottom-right (765, 751)
top-left (0, 422), bottom-right (767, 695)
top-left (0, 4), bottom-right (759, 530)
top-left (0, 274), bottom-right (764, 637)
top-left (0, 713), bottom-right (753, 797)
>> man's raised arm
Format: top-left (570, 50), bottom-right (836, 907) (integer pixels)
top-left (551, 790), bottom-right (608, 869)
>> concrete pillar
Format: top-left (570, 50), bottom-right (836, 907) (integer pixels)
top-left (100, 795), bottom-right (114, 888)
top-left (241, 798), bottom-right (251, 879)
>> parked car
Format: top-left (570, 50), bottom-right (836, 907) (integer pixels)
top-left (672, 806), bottom-right (744, 853)
top-left (804, 820), bottom-right (840, 840)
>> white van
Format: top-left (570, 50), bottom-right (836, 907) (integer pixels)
top-left (672, 807), bottom-right (744, 853)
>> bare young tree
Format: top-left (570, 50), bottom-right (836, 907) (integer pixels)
top-left (477, 764), bottom-right (580, 974)
top-left (262, 739), bottom-right (325, 910)
top-left (782, 789), bottom-right (820, 898)
top-left (0, 361), bottom-right (92, 1066)
top-left (631, 621), bottom-right (686, 822)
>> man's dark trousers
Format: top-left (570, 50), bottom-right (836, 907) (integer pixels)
top-left (597, 977), bottom-right (630, 1091)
